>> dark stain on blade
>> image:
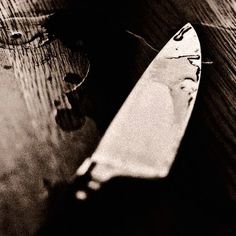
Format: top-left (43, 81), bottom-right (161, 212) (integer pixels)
top-left (196, 66), bottom-right (201, 81)
top-left (167, 55), bottom-right (200, 60)
top-left (187, 56), bottom-right (201, 82)
top-left (167, 55), bottom-right (201, 82)
top-left (184, 77), bottom-right (195, 82)
top-left (188, 97), bottom-right (193, 107)
top-left (173, 25), bottom-right (192, 41)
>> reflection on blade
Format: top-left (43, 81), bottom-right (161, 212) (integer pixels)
top-left (78, 23), bottom-right (202, 183)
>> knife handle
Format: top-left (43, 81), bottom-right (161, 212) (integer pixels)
top-left (74, 157), bottom-right (138, 200)
top-left (74, 159), bottom-right (102, 200)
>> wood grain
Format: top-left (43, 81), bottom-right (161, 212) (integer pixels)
top-left (0, 1), bottom-right (100, 235)
top-left (0, 0), bottom-right (235, 235)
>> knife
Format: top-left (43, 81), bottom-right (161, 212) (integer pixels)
top-left (75, 23), bottom-right (202, 200)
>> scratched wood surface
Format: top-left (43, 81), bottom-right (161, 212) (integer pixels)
top-left (0, 0), bottom-right (235, 235)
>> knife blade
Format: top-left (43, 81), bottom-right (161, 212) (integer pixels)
top-left (76, 23), bottom-right (201, 199)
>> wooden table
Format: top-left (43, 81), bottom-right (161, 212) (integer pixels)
top-left (0, 0), bottom-right (235, 235)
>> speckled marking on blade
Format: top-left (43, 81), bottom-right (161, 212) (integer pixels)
top-left (79, 23), bottom-right (202, 182)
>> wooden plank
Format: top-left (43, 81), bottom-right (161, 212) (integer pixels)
top-left (0, 1), bottom-right (100, 235)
